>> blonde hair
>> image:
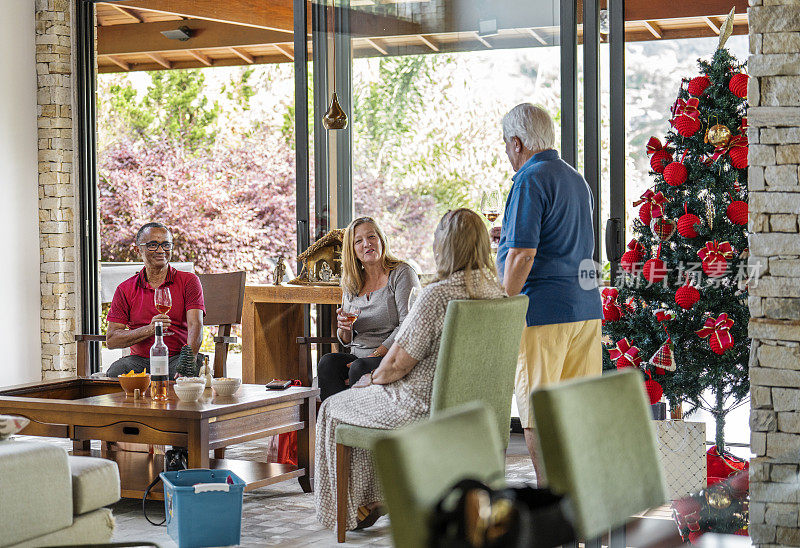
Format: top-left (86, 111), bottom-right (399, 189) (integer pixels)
top-left (341, 216), bottom-right (402, 297)
top-left (433, 208), bottom-right (499, 297)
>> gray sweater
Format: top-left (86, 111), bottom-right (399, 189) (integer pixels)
top-left (340, 262), bottom-right (421, 358)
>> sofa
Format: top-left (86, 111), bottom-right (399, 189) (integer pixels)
top-left (0, 439), bottom-right (121, 547)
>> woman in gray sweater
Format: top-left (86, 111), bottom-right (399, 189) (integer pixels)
top-left (317, 216), bottom-right (420, 400)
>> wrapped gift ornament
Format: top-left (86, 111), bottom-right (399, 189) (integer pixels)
top-left (634, 189), bottom-right (667, 225)
top-left (698, 240), bottom-right (735, 278)
top-left (696, 313), bottom-right (735, 355)
top-left (608, 338), bottom-right (642, 369)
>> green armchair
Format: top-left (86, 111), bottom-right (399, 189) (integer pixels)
top-left (531, 369), bottom-right (668, 543)
top-left (373, 402), bottom-right (505, 548)
top-left (333, 294), bottom-right (528, 542)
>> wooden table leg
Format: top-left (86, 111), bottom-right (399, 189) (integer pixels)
top-left (188, 421), bottom-right (210, 469)
top-left (297, 395), bottom-right (316, 493)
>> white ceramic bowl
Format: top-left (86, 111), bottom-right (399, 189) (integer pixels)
top-left (212, 377), bottom-right (241, 397)
top-left (174, 382), bottom-right (205, 402)
top-left (176, 377), bottom-right (205, 385)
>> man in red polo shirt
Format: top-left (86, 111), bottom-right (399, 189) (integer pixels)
top-left (105, 222), bottom-right (205, 377)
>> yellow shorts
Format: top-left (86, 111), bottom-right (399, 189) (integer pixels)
top-left (515, 319), bottom-right (602, 429)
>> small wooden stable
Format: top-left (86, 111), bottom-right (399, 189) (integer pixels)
top-left (290, 229), bottom-right (344, 286)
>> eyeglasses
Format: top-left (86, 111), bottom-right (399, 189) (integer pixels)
top-left (139, 241), bottom-right (173, 251)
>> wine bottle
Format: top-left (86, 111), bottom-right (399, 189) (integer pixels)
top-left (150, 322), bottom-right (169, 401)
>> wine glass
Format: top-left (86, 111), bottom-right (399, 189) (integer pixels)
top-left (154, 286), bottom-right (172, 314)
top-left (480, 190), bottom-right (503, 224)
top-left (341, 305), bottom-right (365, 348)
top-left (154, 286), bottom-right (172, 335)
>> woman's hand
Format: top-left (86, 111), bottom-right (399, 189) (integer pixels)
top-left (336, 307), bottom-right (353, 344)
top-left (352, 373), bottom-right (372, 388)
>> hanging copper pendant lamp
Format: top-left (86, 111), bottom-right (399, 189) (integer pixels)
top-left (322, 0), bottom-right (348, 130)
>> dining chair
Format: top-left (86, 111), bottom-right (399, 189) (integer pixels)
top-left (333, 294), bottom-right (528, 541)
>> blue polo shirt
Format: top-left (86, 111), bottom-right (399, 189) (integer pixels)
top-left (496, 149), bottom-right (603, 327)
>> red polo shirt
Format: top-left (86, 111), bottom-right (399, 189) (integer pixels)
top-left (107, 266), bottom-right (205, 357)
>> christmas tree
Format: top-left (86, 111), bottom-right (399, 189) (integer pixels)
top-left (602, 20), bottom-right (749, 452)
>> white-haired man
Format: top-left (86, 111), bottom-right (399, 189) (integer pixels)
top-left (496, 103), bottom-right (603, 483)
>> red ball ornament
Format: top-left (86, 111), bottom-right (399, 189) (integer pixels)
top-left (727, 200), bottom-right (748, 226)
top-left (702, 256), bottom-right (728, 278)
top-left (687, 76), bottom-right (711, 97)
top-left (672, 115), bottom-right (702, 138)
top-left (729, 146), bottom-right (748, 169)
top-left (643, 258), bottom-right (667, 283)
top-left (639, 203), bottom-right (653, 226)
top-left (644, 379), bottom-right (663, 405)
top-left (663, 161), bottom-right (688, 187)
top-left (676, 283), bottom-right (700, 310)
top-left (621, 250), bottom-right (644, 273)
top-left (603, 303), bottom-right (622, 322)
top-left (678, 213), bottom-right (702, 238)
top-left (650, 150), bottom-right (673, 174)
top-left (710, 334), bottom-right (735, 355)
top-left (729, 73), bottom-right (748, 99)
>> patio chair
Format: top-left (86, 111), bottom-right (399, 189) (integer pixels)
top-left (76, 271), bottom-right (246, 379)
top-left (531, 369), bottom-right (668, 544)
top-left (373, 402), bottom-right (505, 548)
top-left (333, 295), bottom-right (528, 542)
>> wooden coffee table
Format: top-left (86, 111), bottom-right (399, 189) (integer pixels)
top-left (0, 378), bottom-right (318, 500)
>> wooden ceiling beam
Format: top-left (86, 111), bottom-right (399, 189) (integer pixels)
top-left (115, 0), bottom-right (420, 37)
top-left (273, 44), bottom-right (294, 61)
top-left (103, 55), bottom-right (131, 71)
top-left (364, 38), bottom-right (388, 56)
top-left (98, 19), bottom-right (292, 56)
top-left (527, 28), bottom-right (548, 45)
top-left (474, 32), bottom-right (493, 49)
top-left (146, 52), bottom-right (172, 69)
top-left (105, 2), bottom-right (144, 23)
top-left (624, 0), bottom-right (748, 22)
top-left (703, 16), bottom-right (721, 34)
top-left (228, 47), bottom-right (254, 64)
top-left (642, 20), bottom-right (662, 39)
top-left (418, 35), bottom-right (439, 52)
top-left (187, 49), bottom-right (212, 66)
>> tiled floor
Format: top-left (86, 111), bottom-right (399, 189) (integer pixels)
top-left (23, 434), bottom-right (534, 548)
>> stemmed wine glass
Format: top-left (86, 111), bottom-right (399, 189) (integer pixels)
top-left (154, 286), bottom-right (172, 335)
top-left (341, 305), bottom-right (365, 348)
top-left (480, 189), bottom-right (503, 250)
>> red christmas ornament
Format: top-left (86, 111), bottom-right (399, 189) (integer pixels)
top-left (728, 73), bottom-right (748, 98)
top-left (644, 377), bottom-right (663, 405)
top-left (621, 240), bottom-right (645, 273)
top-left (727, 200), bottom-right (748, 226)
top-left (650, 217), bottom-right (677, 241)
top-left (634, 189), bottom-right (666, 226)
top-left (646, 137), bottom-right (673, 174)
top-left (608, 338), bottom-right (642, 369)
top-left (696, 313), bottom-right (735, 355)
top-left (601, 287), bottom-right (622, 323)
top-left (671, 98), bottom-right (702, 138)
top-left (663, 161), bottom-right (688, 186)
top-left (678, 212), bottom-right (702, 238)
top-left (698, 240), bottom-right (735, 278)
top-left (643, 258), bottom-right (667, 284)
top-left (687, 75), bottom-right (711, 97)
top-left (675, 282), bottom-right (700, 310)
top-left (729, 144), bottom-right (748, 169)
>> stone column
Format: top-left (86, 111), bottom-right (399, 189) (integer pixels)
top-left (35, 0), bottom-right (79, 379)
top-left (748, 2), bottom-right (800, 546)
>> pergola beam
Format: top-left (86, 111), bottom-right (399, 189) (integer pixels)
top-left (146, 52), bottom-right (172, 69)
top-left (187, 49), bottom-right (212, 66)
top-left (704, 16), bottom-right (721, 34)
top-left (643, 20), bottom-right (662, 39)
top-left (527, 28), bottom-right (548, 45)
top-left (228, 47), bottom-right (254, 64)
top-left (104, 55), bottom-right (131, 70)
top-left (106, 3), bottom-right (143, 23)
top-left (274, 44), bottom-right (294, 61)
top-left (364, 38), bottom-right (388, 56)
top-left (418, 34), bottom-right (439, 52)
top-left (474, 32), bottom-right (493, 49)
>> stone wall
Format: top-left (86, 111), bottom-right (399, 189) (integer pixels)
top-left (36, 0), bottom-right (79, 379)
top-left (748, 2), bottom-right (800, 546)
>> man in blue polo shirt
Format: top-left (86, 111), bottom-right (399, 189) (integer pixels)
top-left (496, 103), bottom-right (603, 484)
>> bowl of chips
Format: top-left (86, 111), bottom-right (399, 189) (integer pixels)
top-left (117, 370), bottom-right (151, 397)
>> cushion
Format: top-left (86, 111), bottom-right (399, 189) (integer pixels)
top-left (68, 456), bottom-right (121, 515)
top-left (0, 415), bottom-right (29, 440)
top-left (8, 508), bottom-right (115, 548)
top-left (0, 440), bottom-right (72, 545)
top-left (335, 424), bottom-right (392, 449)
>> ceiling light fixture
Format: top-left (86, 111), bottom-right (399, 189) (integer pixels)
top-left (160, 26), bottom-right (193, 41)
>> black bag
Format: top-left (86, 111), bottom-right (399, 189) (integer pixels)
top-left (429, 479), bottom-right (575, 548)
top-left (143, 447), bottom-right (188, 525)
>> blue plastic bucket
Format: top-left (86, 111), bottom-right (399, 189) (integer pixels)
top-left (160, 469), bottom-right (246, 548)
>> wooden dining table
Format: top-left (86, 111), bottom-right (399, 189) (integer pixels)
top-left (241, 284), bottom-right (342, 386)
